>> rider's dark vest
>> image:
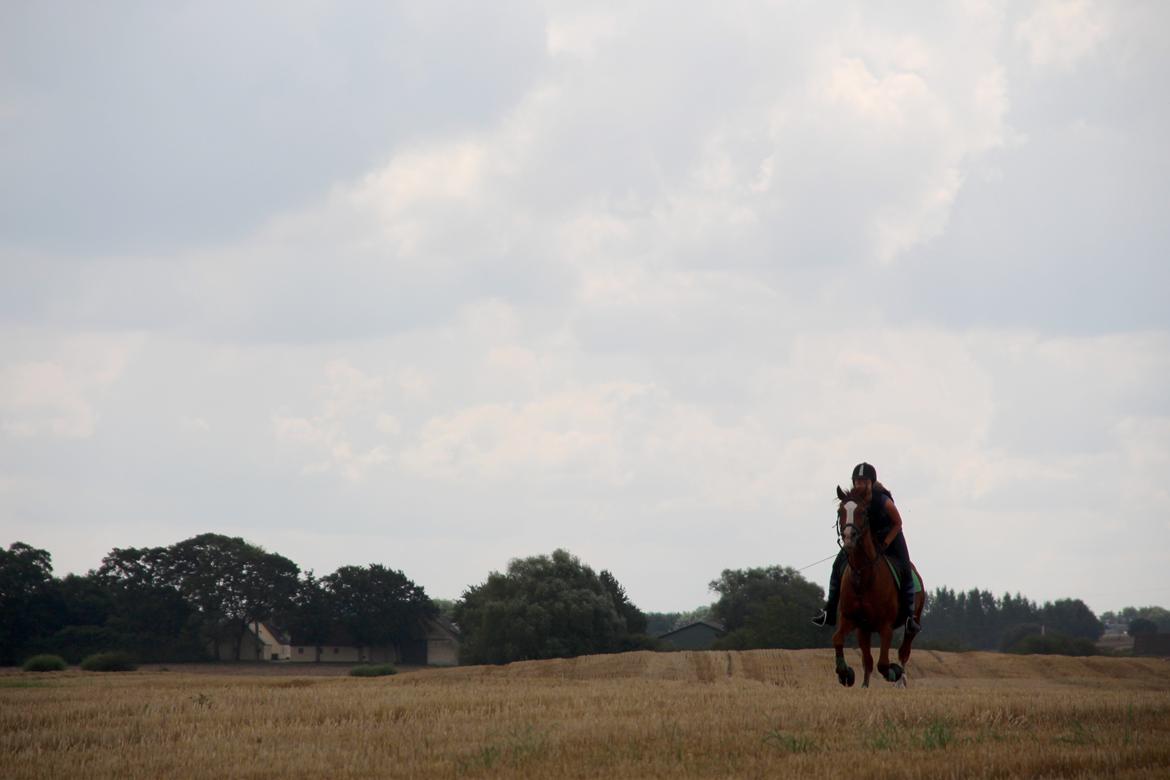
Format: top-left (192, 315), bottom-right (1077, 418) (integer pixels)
top-left (868, 485), bottom-right (895, 538)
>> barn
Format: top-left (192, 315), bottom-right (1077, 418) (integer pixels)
top-left (657, 620), bottom-right (726, 651)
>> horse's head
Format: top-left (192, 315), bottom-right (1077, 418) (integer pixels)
top-left (835, 484), bottom-right (871, 553)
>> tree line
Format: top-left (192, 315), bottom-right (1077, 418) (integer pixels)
top-left (0, 535), bottom-right (435, 665)
top-left (2, 536), bottom-right (1152, 667)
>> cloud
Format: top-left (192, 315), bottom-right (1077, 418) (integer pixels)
top-left (0, 332), bottom-right (142, 438)
top-left (0, 2), bottom-right (1167, 615)
top-left (1016, 0), bottom-right (1109, 71)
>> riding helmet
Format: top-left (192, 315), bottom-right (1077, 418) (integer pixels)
top-left (852, 462), bottom-right (877, 482)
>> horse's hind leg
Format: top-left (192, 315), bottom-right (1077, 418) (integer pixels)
top-left (858, 630), bottom-right (874, 688)
top-left (899, 588), bottom-right (926, 668)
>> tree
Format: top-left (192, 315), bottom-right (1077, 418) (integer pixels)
top-left (165, 534), bottom-right (300, 660)
top-left (57, 573), bottom-right (114, 628)
top-left (323, 564), bottom-right (436, 654)
top-left (277, 571), bottom-right (335, 662)
top-left (1128, 618), bottom-right (1158, 637)
top-left (0, 542), bottom-right (59, 664)
top-left (599, 570), bottom-right (648, 636)
top-left (96, 546), bottom-right (203, 661)
top-left (708, 565), bottom-right (823, 650)
top-left (454, 549), bottom-right (639, 665)
top-left (1040, 599), bottom-right (1103, 642)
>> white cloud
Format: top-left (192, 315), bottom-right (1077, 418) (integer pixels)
top-left (1016, 0), bottom-right (1109, 71)
top-left (272, 360), bottom-right (398, 482)
top-left (0, 333), bottom-right (142, 438)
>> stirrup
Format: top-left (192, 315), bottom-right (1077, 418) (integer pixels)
top-left (811, 609), bottom-right (828, 627)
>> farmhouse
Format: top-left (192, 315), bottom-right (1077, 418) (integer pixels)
top-left (657, 620), bottom-right (726, 651)
top-left (218, 617), bottom-right (460, 666)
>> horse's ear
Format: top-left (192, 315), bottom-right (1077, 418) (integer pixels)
top-left (836, 485), bottom-right (847, 501)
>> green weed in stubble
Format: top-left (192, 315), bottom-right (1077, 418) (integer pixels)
top-left (920, 719), bottom-right (954, 750)
top-left (763, 728), bottom-right (818, 754)
top-left (453, 724), bottom-right (548, 775)
top-left (1057, 720), bottom-right (1095, 746)
top-left (865, 723), bottom-right (899, 751)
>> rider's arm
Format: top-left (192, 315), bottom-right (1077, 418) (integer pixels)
top-left (882, 500), bottom-right (903, 548)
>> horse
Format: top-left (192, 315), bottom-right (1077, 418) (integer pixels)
top-left (831, 484), bottom-right (925, 688)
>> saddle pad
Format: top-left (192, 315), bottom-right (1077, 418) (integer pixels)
top-left (884, 557), bottom-right (923, 593)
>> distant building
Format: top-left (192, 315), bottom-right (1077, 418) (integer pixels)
top-left (657, 620), bottom-right (726, 651)
top-left (215, 617), bottom-right (460, 666)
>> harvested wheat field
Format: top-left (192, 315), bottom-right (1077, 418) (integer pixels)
top-left (3, 649), bottom-right (1170, 779)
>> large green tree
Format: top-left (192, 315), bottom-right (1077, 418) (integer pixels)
top-left (454, 549), bottom-right (642, 664)
top-left (165, 534), bottom-right (300, 660)
top-left (276, 571), bottom-right (335, 662)
top-left (322, 564), bottom-right (436, 653)
top-left (708, 565), bottom-right (824, 650)
top-left (0, 542), bottom-right (60, 664)
top-left (1040, 599), bottom-right (1103, 641)
top-left (95, 546), bottom-right (204, 661)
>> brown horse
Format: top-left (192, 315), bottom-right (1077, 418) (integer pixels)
top-left (832, 485), bottom-right (925, 688)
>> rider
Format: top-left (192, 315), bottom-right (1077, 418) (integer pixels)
top-left (811, 462), bottom-right (921, 634)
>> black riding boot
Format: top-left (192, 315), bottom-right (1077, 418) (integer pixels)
top-left (812, 551), bottom-right (847, 627)
top-left (884, 534), bottom-right (919, 633)
top-left (898, 561), bottom-right (920, 634)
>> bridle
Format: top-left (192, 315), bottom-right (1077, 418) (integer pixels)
top-left (837, 499), bottom-right (879, 573)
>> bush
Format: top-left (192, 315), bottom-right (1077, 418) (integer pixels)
top-left (349, 663), bottom-right (397, 677)
top-left (1005, 633), bottom-right (1097, 657)
top-left (80, 651), bottom-right (137, 672)
top-left (22, 654), bottom-right (67, 672)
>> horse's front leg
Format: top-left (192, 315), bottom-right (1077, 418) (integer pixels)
top-left (832, 622), bottom-right (855, 687)
top-left (857, 629), bottom-right (874, 688)
top-left (875, 626), bottom-right (904, 683)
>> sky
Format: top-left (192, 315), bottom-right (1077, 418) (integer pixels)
top-left (2, 1), bottom-right (1168, 616)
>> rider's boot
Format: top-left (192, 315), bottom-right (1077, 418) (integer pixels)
top-left (812, 575), bottom-right (841, 627)
top-left (901, 569), bottom-right (920, 635)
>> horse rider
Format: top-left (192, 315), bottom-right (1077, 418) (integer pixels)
top-left (811, 462), bottom-right (921, 634)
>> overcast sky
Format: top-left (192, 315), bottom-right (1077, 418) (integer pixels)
top-left (2, 1), bottom-right (1167, 616)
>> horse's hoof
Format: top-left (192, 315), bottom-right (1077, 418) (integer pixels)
top-left (844, 668), bottom-right (856, 687)
top-left (886, 663), bottom-right (904, 683)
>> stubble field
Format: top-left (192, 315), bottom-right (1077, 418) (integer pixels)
top-left (3, 649), bottom-right (1170, 779)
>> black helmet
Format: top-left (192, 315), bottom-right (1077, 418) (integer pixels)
top-left (852, 462), bottom-right (877, 482)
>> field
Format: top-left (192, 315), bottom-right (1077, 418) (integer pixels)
top-left (3, 649), bottom-right (1170, 779)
